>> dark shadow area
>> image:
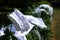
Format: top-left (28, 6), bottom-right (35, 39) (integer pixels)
top-left (0, 14), bottom-right (11, 26)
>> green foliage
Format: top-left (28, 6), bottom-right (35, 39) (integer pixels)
top-left (26, 28), bottom-right (39, 40)
top-left (25, 3), bottom-right (52, 40)
top-left (0, 0), bottom-right (52, 40)
top-left (0, 28), bottom-right (17, 40)
top-left (40, 0), bottom-right (50, 5)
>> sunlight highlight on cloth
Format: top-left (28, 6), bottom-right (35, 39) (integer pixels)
top-left (8, 9), bottom-right (47, 40)
top-left (0, 25), bottom-right (5, 37)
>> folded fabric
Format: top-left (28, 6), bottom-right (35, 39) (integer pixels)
top-left (24, 15), bottom-right (47, 29)
top-left (8, 9), bottom-right (34, 35)
top-left (39, 4), bottom-right (53, 15)
top-left (8, 9), bottom-right (47, 40)
top-left (33, 4), bottom-right (53, 22)
top-left (39, 4), bottom-right (53, 21)
top-left (9, 23), bottom-right (34, 36)
top-left (14, 32), bottom-right (27, 40)
top-left (33, 7), bottom-right (49, 15)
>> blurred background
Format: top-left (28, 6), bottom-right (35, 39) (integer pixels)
top-left (0, 0), bottom-right (60, 40)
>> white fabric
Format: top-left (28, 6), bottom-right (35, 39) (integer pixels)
top-left (0, 25), bottom-right (5, 37)
top-left (8, 9), bottom-right (34, 40)
top-left (9, 23), bottom-right (34, 36)
top-left (24, 15), bottom-right (47, 29)
top-left (39, 4), bottom-right (53, 21)
top-left (8, 9), bottom-right (34, 33)
top-left (14, 32), bottom-right (27, 40)
top-left (34, 7), bottom-right (49, 14)
top-left (8, 9), bottom-right (47, 40)
top-left (0, 31), bottom-right (5, 37)
top-left (39, 4), bottom-right (53, 15)
top-left (33, 4), bottom-right (53, 22)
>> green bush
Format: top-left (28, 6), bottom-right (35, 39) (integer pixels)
top-left (0, 0), bottom-right (52, 40)
top-left (25, 2), bottom-right (52, 40)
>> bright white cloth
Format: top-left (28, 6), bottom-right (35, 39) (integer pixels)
top-left (24, 15), bottom-right (47, 29)
top-left (8, 9), bottom-right (34, 33)
top-left (0, 31), bottom-right (5, 37)
top-left (14, 32), bottom-right (27, 40)
top-left (33, 4), bottom-right (53, 22)
top-left (39, 4), bottom-right (53, 15)
top-left (39, 4), bottom-right (53, 22)
top-left (8, 9), bottom-right (34, 40)
top-left (33, 8), bottom-right (49, 15)
top-left (0, 25), bottom-right (5, 37)
top-left (8, 9), bottom-right (47, 40)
